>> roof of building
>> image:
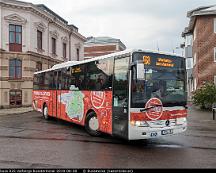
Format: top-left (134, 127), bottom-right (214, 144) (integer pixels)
top-left (35, 49), bottom-right (182, 74)
top-left (183, 5), bottom-right (216, 36)
top-left (85, 36), bottom-right (127, 49)
top-left (187, 5), bottom-right (216, 17)
top-left (36, 4), bottom-right (68, 25)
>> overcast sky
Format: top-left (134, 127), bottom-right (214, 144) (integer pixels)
top-left (22, 0), bottom-right (216, 54)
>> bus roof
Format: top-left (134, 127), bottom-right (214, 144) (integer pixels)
top-left (34, 49), bottom-right (182, 74)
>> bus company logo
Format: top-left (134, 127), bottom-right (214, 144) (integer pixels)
top-left (33, 91), bottom-right (50, 97)
top-left (145, 98), bottom-right (163, 120)
top-left (143, 56), bottom-right (151, 65)
top-left (91, 91), bottom-right (105, 109)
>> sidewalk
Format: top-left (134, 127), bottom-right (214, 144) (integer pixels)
top-left (0, 107), bottom-right (33, 116)
top-left (188, 105), bottom-right (215, 122)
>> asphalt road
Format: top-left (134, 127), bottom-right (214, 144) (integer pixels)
top-left (0, 107), bottom-right (215, 169)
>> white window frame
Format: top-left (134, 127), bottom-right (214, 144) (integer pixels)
top-left (194, 78), bottom-right (197, 91)
top-left (185, 35), bottom-right (193, 47)
top-left (214, 76), bottom-right (216, 85)
top-left (214, 47), bottom-right (216, 62)
top-left (193, 26), bottom-right (197, 41)
top-left (214, 18), bottom-right (216, 33)
top-left (186, 57), bottom-right (193, 69)
top-left (193, 53), bottom-right (197, 66)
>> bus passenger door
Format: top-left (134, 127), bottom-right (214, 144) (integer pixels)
top-left (112, 57), bottom-right (130, 139)
top-left (53, 70), bottom-right (62, 118)
top-left (52, 71), bottom-right (58, 118)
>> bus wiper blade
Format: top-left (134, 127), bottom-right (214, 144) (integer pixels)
top-left (140, 104), bottom-right (163, 112)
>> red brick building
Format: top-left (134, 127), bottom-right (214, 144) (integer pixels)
top-left (84, 37), bottom-right (126, 59)
top-left (182, 5), bottom-right (216, 91)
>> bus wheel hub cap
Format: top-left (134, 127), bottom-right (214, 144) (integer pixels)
top-left (89, 117), bottom-right (99, 131)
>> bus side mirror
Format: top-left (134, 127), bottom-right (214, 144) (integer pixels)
top-left (137, 63), bottom-right (145, 80)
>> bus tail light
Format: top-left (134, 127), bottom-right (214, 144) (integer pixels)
top-left (130, 121), bottom-right (149, 127)
top-left (176, 118), bottom-right (187, 125)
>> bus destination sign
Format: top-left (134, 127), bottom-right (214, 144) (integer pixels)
top-left (156, 58), bottom-right (175, 67)
top-left (143, 55), bottom-right (175, 68)
top-left (71, 67), bottom-right (81, 74)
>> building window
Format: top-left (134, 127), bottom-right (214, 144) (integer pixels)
top-left (185, 35), bottom-right (193, 47)
top-left (214, 18), bottom-right (216, 33)
top-left (52, 37), bottom-right (56, 55)
top-left (9, 90), bottom-right (22, 107)
top-left (186, 58), bottom-right (193, 69)
top-left (63, 43), bottom-right (67, 59)
top-left (193, 53), bottom-right (197, 66)
top-left (214, 76), bottom-right (216, 85)
top-left (193, 26), bottom-right (197, 41)
top-left (194, 78), bottom-right (197, 91)
top-left (9, 59), bottom-right (22, 79)
top-left (36, 62), bottom-right (42, 72)
top-left (9, 24), bottom-right (22, 52)
top-left (37, 30), bottom-right (43, 50)
top-left (214, 48), bottom-right (216, 62)
top-left (77, 48), bottom-right (80, 61)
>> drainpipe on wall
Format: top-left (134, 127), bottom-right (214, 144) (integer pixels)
top-left (69, 31), bottom-right (72, 61)
top-left (47, 21), bottom-right (50, 57)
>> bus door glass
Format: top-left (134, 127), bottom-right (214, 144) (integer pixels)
top-left (112, 56), bottom-right (130, 139)
top-left (53, 70), bottom-right (62, 118)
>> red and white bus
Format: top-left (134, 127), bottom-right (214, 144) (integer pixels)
top-left (33, 49), bottom-right (187, 140)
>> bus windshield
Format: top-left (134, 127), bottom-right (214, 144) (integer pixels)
top-left (131, 52), bottom-right (187, 108)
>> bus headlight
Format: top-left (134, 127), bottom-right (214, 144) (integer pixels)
top-left (130, 121), bottom-right (149, 127)
top-left (176, 117), bottom-right (187, 125)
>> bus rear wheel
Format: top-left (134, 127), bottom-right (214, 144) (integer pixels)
top-left (43, 104), bottom-right (49, 120)
top-left (85, 112), bottom-right (101, 136)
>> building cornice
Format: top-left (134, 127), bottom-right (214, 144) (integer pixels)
top-left (0, 50), bottom-right (63, 63)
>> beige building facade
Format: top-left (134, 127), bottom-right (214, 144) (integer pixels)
top-left (0, 0), bottom-right (86, 108)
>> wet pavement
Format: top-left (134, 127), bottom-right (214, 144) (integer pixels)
top-left (0, 106), bottom-right (215, 168)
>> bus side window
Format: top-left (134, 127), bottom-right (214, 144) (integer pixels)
top-left (38, 73), bottom-right (45, 90)
top-left (85, 58), bottom-right (113, 91)
top-left (33, 74), bottom-right (40, 90)
top-left (47, 72), bottom-right (53, 90)
top-left (58, 71), bottom-right (62, 90)
top-left (53, 71), bottom-right (58, 90)
top-left (69, 65), bottom-right (85, 90)
top-left (61, 68), bottom-right (69, 90)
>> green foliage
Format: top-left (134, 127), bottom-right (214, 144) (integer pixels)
top-left (192, 82), bottom-right (216, 109)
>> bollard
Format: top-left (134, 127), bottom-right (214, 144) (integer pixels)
top-left (213, 108), bottom-right (216, 120)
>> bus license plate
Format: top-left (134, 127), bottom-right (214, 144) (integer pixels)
top-left (161, 129), bottom-right (173, 136)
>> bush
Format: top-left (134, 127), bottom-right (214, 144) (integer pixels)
top-left (192, 82), bottom-right (216, 109)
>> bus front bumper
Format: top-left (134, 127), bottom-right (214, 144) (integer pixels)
top-left (128, 123), bottom-right (187, 140)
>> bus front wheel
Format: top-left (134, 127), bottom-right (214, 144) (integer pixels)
top-left (85, 112), bottom-right (101, 136)
top-left (43, 104), bottom-right (49, 120)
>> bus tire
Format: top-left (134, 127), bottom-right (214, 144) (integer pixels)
top-left (85, 112), bottom-right (101, 136)
top-left (43, 104), bottom-right (49, 120)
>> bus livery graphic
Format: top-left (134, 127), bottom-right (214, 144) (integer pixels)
top-left (60, 91), bottom-right (85, 121)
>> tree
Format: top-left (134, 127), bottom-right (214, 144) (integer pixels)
top-left (192, 82), bottom-right (216, 109)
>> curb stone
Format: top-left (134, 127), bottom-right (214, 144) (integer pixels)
top-left (0, 107), bottom-right (33, 116)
